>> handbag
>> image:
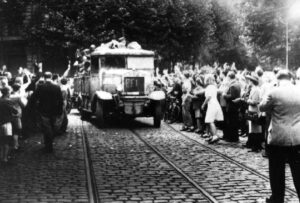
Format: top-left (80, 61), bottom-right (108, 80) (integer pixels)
top-left (245, 111), bottom-right (262, 124)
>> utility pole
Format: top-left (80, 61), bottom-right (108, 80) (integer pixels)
top-left (286, 18), bottom-right (289, 70)
top-left (0, 4), bottom-right (4, 65)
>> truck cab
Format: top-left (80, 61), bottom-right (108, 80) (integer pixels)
top-left (73, 42), bottom-right (165, 127)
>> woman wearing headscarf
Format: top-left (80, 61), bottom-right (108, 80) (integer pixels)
top-left (245, 74), bottom-right (263, 152)
top-left (181, 71), bottom-right (193, 131)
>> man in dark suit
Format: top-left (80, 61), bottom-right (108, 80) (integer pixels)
top-left (32, 72), bottom-right (63, 153)
top-left (223, 71), bottom-right (241, 142)
top-left (259, 70), bottom-right (300, 203)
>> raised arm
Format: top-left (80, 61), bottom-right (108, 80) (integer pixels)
top-left (62, 61), bottom-right (71, 78)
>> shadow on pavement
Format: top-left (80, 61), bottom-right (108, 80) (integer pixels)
top-left (80, 113), bottom-right (155, 130)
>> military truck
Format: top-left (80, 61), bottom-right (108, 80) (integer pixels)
top-left (73, 41), bottom-right (165, 127)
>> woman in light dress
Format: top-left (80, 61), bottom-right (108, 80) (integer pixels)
top-left (201, 74), bottom-right (224, 143)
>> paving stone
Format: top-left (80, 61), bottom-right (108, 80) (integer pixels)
top-left (2, 112), bottom-right (299, 203)
top-left (171, 122), bottom-right (297, 192)
top-left (0, 111), bottom-right (88, 203)
top-left (83, 118), bottom-right (210, 202)
top-left (134, 118), bottom-right (299, 202)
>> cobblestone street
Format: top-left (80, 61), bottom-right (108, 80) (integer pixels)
top-left (0, 112), bottom-right (88, 203)
top-left (0, 111), bottom-right (299, 202)
top-left (2, 0), bottom-right (300, 202)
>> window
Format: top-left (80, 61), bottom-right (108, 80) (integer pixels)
top-left (127, 57), bottom-right (154, 70)
top-left (101, 55), bottom-right (126, 68)
top-left (91, 56), bottom-right (99, 73)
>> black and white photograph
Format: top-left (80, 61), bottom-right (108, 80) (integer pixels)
top-left (1, 0), bottom-right (300, 202)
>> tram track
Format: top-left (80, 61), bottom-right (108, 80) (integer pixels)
top-left (80, 117), bottom-right (218, 203)
top-left (130, 129), bottom-right (219, 203)
top-left (81, 120), bottom-right (100, 203)
top-left (133, 119), bottom-right (299, 202)
top-left (79, 116), bottom-right (297, 202)
top-left (165, 123), bottom-right (298, 196)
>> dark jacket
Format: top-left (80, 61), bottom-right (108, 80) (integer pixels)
top-left (192, 86), bottom-right (205, 110)
top-left (170, 83), bottom-right (182, 100)
top-left (224, 80), bottom-right (241, 113)
top-left (0, 98), bottom-right (18, 125)
top-left (32, 81), bottom-right (63, 117)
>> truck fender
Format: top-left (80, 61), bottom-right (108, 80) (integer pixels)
top-left (95, 91), bottom-right (113, 100)
top-left (148, 91), bottom-right (165, 101)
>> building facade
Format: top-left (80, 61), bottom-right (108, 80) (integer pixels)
top-left (0, 3), bottom-right (68, 76)
top-left (0, 3), bottom-right (38, 75)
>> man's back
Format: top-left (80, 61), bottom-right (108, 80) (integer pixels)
top-left (260, 82), bottom-right (300, 146)
top-left (33, 81), bottom-right (63, 117)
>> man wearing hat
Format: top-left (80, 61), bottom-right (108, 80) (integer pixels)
top-left (31, 72), bottom-right (63, 153)
top-left (259, 69), bottom-right (300, 202)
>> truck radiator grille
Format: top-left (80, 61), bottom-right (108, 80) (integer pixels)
top-left (124, 77), bottom-right (144, 93)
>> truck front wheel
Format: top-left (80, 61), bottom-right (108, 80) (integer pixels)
top-left (153, 102), bottom-right (162, 128)
top-left (95, 99), bottom-right (105, 126)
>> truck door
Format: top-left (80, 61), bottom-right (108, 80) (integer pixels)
top-left (89, 56), bottom-right (101, 98)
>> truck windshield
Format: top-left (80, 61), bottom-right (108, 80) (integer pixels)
top-left (127, 57), bottom-right (154, 70)
top-left (101, 56), bottom-right (125, 68)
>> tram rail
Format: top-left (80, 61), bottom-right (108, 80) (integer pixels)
top-left (81, 120), bottom-right (100, 203)
top-left (81, 117), bottom-right (219, 203)
top-left (79, 116), bottom-right (298, 202)
top-left (166, 123), bottom-right (298, 196)
top-left (130, 129), bottom-right (219, 203)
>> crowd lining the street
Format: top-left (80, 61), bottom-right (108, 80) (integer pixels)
top-left (0, 58), bottom-right (300, 202)
top-left (156, 64), bottom-right (300, 202)
top-left (0, 63), bottom-right (71, 163)
top-left (156, 63), bottom-right (282, 149)
top-left (0, 61), bottom-right (296, 159)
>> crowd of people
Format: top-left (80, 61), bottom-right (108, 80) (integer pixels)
top-left (156, 63), bottom-right (298, 150)
top-left (0, 40), bottom-right (123, 164)
top-left (1, 59), bottom-right (300, 202)
top-left (157, 63), bottom-right (300, 202)
top-left (0, 63), bottom-right (71, 163)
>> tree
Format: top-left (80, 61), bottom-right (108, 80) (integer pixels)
top-left (210, 0), bottom-right (249, 68)
top-left (240, 0), bottom-right (300, 69)
top-left (2, 0), bottom-right (253, 71)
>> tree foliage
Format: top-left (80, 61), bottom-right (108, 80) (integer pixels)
top-left (240, 0), bottom-right (300, 69)
top-left (2, 0), bottom-right (255, 70)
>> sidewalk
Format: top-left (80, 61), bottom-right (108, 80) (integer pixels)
top-left (0, 113), bottom-right (88, 203)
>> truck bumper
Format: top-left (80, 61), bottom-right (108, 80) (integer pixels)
top-left (119, 96), bottom-right (152, 116)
